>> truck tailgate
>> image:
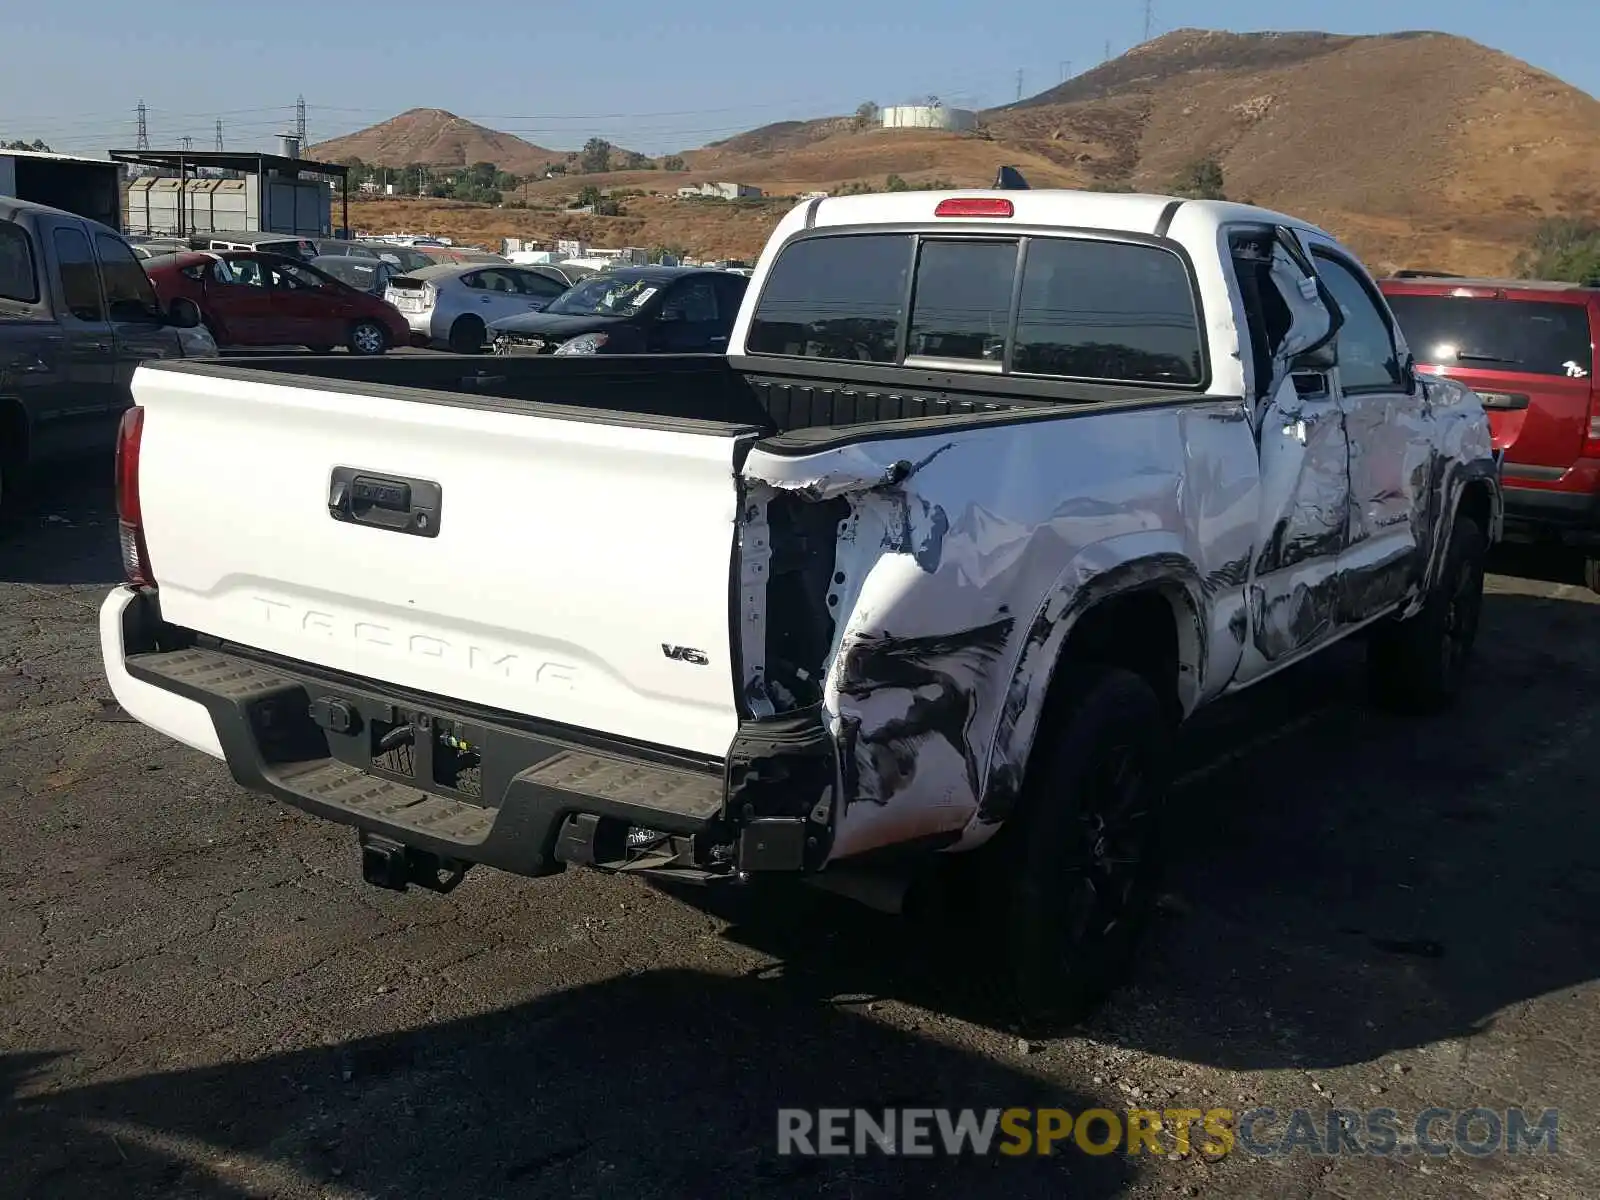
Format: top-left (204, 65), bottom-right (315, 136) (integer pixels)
top-left (133, 365), bottom-right (758, 758)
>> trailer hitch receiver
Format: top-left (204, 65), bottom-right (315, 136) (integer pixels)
top-left (359, 832), bottom-right (469, 894)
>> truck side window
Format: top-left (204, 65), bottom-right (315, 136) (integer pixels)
top-left (1013, 239), bottom-right (1202, 384)
top-left (746, 233), bottom-right (912, 362)
top-left (0, 220), bottom-right (38, 304)
top-left (907, 239), bottom-right (1016, 363)
top-left (51, 227), bottom-right (103, 322)
top-left (1313, 254), bottom-right (1405, 393)
top-left (94, 234), bottom-right (162, 321)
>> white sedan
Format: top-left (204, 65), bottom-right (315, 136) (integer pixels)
top-left (384, 263), bottom-right (573, 352)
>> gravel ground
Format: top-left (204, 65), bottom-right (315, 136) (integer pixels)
top-left (2, 464), bottom-right (1597, 1200)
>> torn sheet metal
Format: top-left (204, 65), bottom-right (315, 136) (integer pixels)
top-left (742, 399), bottom-right (1256, 861)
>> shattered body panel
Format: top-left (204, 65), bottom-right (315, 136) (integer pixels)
top-left (722, 195), bottom-right (1500, 870)
top-left (742, 404), bottom-right (1258, 860)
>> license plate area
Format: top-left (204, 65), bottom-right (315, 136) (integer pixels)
top-left (310, 696), bottom-right (490, 805)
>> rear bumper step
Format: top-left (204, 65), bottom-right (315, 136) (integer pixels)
top-left (124, 643), bottom-right (734, 879)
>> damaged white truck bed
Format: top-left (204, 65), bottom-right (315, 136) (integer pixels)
top-left (101, 188), bottom-right (1502, 1013)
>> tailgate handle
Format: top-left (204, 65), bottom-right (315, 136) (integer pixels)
top-left (328, 467), bottom-right (442, 538)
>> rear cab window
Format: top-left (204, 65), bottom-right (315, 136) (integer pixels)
top-left (0, 220), bottom-right (38, 304)
top-left (744, 230), bottom-right (1205, 386)
top-left (1383, 293), bottom-right (1594, 379)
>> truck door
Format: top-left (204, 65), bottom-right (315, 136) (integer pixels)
top-left (1227, 226), bottom-right (1352, 681)
top-left (1307, 245), bottom-right (1432, 623)
top-left (38, 217), bottom-right (118, 455)
top-left (94, 231), bottom-right (180, 415)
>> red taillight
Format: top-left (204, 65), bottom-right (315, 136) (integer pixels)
top-left (934, 197), bottom-right (1014, 218)
top-left (1585, 383), bottom-right (1600, 459)
top-left (115, 407), bottom-right (155, 587)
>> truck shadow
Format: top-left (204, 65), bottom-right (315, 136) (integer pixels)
top-left (708, 584), bottom-right (1600, 1073)
top-left (2, 970), bottom-right (1131, 1199)
top-left (0, 458), bottom-right (122, 586)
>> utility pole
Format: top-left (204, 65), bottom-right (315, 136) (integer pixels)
top-left (1143, 0), bottom-right (1154, 42)
top-left (296, 94), bottom-right (307, 146)
top-left (135, 100), bottom-right (149, 151)
top-left (214, 119), bottom-right (224, 152)
top-left (1015, 68), bottom-right (1024, 103)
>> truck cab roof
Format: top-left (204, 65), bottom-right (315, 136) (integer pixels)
top-left (791, 188), bottom-right (1333, 243)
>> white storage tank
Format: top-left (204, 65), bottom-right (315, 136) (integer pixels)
top-left (880, 105), bottom-right (978, 132)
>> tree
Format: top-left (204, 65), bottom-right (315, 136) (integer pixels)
top-left (2, 138), bottom-right (50, 151)
top-left (1516, 218), bottom-right (1600, 283)
top-left (573, 185), bottom-right (603, 209)
top-left (579, 137), bottom-right (613, 174)
top-left (1171, 157), bottom-right (1226, 200)
top-left (661, 155), bottom-right (687, 172)
top-left (853, 102), bottom-right (880, 130)
top-left (884, 173), bottom-right (911, 192)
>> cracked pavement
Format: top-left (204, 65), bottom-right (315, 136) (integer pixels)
top-left (2, 465), bottom-right (1597, 1199)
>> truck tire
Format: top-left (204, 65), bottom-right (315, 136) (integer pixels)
top-left (447, 316), bottom-right (485, 355)
top-left (347, 321), bottom-right (389, 356)
top-left (984, 664), bottom-right (1172, 1024)
top-left (1367, 513), bottom-right (1487, 712)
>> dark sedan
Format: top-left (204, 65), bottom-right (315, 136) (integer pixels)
top-left (489, 267), bottom-right (748, 357)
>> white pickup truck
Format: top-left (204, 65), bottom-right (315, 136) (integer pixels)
top-left (100, 187), bottom-right (1501, 1015)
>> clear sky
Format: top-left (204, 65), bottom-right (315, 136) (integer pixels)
top-left (2, 0), bottom-right (1594, 158)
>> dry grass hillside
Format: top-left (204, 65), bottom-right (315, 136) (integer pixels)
top-left (309, 108), bottom-right (561, 176)
top-left (332, 30), bottom-right (1600, 274)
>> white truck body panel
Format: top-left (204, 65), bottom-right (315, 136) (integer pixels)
top-left (134, 367), bottom-right (751, 757)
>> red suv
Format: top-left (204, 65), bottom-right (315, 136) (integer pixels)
top-left (1379, 274), bottom-right (1600, 588)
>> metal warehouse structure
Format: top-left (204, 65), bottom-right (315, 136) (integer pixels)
top-left (109, 146), bottom-right (350, 239)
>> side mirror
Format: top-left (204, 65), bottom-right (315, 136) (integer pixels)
top-left (166, 298), bottom-right (202, 329)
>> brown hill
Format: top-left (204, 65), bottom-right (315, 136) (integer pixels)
top-left (309, 108), bottom-right (563, 175)
top-left (978, 28), bottom-right (1600, 274)
top-left (338, 31), bottom-right (1600, 276)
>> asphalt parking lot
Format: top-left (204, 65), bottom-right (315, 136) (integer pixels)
top-left (2, 465), bottom-right (1598, 1200)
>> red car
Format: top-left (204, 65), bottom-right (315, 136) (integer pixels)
top-left (1379, 274), bottom-right (1600, 588)
top-left (143, 249), bottom-right (410, 355)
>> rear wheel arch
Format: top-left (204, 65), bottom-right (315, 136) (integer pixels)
top-left (974, 556), bottom-right (1205, 834)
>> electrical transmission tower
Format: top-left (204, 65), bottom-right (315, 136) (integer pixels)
top-left (1015, 68), bottom-right (1024, 103)
top-left (1143, 0), bottom-right (1154, 42)
top-left (179, 136), bottom-right (193, 152)
top-left (214, 119), bottom-right (224, 151)
top-left (135, 100), bottom-right (149, 150)
top-left (296, 95), bottom-right (307, 145)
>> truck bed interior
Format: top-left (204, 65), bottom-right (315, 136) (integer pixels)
top-left (147, 354), bottom-right (1200, 449)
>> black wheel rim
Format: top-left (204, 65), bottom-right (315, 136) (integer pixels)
top-left (1062, 742), bottom-right (1151, 948)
